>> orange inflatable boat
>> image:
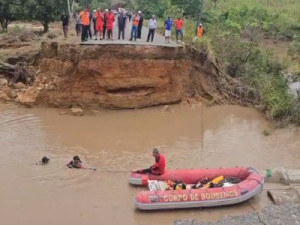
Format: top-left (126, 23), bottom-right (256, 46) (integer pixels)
top-left (130, 167), bottom-right (264, 210)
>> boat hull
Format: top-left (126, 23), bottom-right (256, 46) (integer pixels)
top-left (132, 167), bottom-right (264, 210)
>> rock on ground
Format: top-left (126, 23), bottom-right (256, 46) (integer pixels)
top-left (71, 107), bottom-right (84, 116)
top-left (16, 87), bottom-right (37, 107)
top-left (0, 78), bottom-right (8, 86)
top-left (0, 91), bottom-right (11, 102)
top-left (175, 204), bottom-right (300, 225)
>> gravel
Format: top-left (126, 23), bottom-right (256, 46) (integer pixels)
top-left (175, 204), bottom-right (300, 225)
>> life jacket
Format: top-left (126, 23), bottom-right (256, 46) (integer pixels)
top-left (197, 26), bottom-right (204, 38)
top-left (133, 15), bottom-right (139, 26)
top-left (80, 11), bottom-right (90, 26)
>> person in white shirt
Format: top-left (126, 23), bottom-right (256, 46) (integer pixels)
top-left (146, 15), bottom-right (157, 42)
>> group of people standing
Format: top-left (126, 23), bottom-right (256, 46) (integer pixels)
top-left (61, 8), bottom-right (204, 44)
top-left (73, 8), bottom-right (145, 42)
top-left (76, 7), bottom-right (115, 42)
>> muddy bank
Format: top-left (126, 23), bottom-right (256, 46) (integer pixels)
top-left (0, 41), bottom-right (255, 109)
top-left (175, 203), bottom-right (300, 225)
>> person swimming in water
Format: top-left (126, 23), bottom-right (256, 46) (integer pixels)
top-left (36, 156), bottom-right (50, 165)
top-left (67, 155), bottom-right (83, 169)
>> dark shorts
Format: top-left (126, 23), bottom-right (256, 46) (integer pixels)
top-left (176, 29), bottom-right (183, 36)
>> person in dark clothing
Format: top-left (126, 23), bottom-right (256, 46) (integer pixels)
top-left (36, 156), bottom-right (50, 165)
top-left (127, 11), bottom-right (132, 22)
top-left (61, 12), bottom-right (69, 38)
top-left (118, 9), bottom-right (127, 40)
top-left (67, 156), bottom-right (82, 169)
top-left (92, 10), bottom-right (97, 35)
top-left (103, 9), bottom-right (108, 40)
top-left (137, 11), bottom-right (143, 39)
top-left (88, 10), bottom-right (93, 39)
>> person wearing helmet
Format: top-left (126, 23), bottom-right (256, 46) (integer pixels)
top-left (135, 148), bottom-right (166, 175)
top-left (196, 23), bottom-right (204, 38)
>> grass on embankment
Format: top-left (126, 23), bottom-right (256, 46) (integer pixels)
top-left (148, 0), bottom-right (300, 125)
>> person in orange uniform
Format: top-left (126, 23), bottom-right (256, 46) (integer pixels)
top-left (174, 17), bottom-right (183, 43)
top-left (106, 9), bottom-right (115, 40)
top-left (129, 11), bottom-right (140, 41)
top-left (196, 23), bottom-right (204, 38)
top-left (79, 7), bottom-right (90, 42)
top-left (136, 148), bottom-right (166, 175)
top-left (94, 8), bottom-right (104, 40)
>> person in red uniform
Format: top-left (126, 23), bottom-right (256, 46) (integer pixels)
top-left (94, 8), bottom-right (104, 40)
top-left (136, 148), bottom-right (166, 175)
top-left (106, 9), bottom-right (115, 40)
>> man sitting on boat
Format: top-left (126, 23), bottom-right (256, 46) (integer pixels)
top-left (136, 148), bottom-right (165, 175)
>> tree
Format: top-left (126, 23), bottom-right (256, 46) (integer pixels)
top-left (171, 0), bottom-right (202, 18)
top-left (24, 0), bottom-right (67, 33)
top-left (0, 0), bottom-right (24, 31)
top-left (133, 0), bottom-right (169, 18)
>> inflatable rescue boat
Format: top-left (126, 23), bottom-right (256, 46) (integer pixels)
top-left (130, 167), bottom-right (264, 210)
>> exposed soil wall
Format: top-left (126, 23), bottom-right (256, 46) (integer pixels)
top-left (1, 41), bottom-right (257, 108)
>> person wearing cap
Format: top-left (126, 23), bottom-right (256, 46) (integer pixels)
top-left (106, 9), bottom-right (115, 40)
top-left (137, 11), bottom-right (143, 39)
top-left (174, 16), bottom-right (183, 43)
top-left (135, 148), bottom-right (166, 175)
top-left (196, 23), bottom-right (204, 38)
top-left (164, 16), bottom-right (173, 43)
top-left (129, 11), bottom-right (140, 41)
top-left (118, 9), bottom-right (127, 40)
top-left (94, 8), bottom-right (104, 40)
top-left (146, 15), bottom-right (157, 42)
top-left (79, 7), bottom-right (90, 42)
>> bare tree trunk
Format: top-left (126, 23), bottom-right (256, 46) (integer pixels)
top-left (67, 0), bottom-right (72, 18)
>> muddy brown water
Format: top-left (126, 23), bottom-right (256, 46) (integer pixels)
top-left (0, 103), bottom-right (299, 225)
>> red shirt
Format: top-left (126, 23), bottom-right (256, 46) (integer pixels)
top-left (151, 154), bottom-right (165, 175)
top-left (106, 12), bottom-right (115, 29)
top-left (95, 12), bottom-right (104, 24)
top-left (175, 19), bottom-right (183, 30)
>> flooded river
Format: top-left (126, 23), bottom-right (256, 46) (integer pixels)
top-left (0, 103), bottom-right (299, 225)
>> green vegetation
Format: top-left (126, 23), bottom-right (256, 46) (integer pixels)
top-left (140, 0), bottom-right (300, 125)
top-left (0, 0), bottom-right (68, 33)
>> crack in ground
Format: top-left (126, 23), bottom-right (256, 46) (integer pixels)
top-left (248, 201), bottom-right (267, 225)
